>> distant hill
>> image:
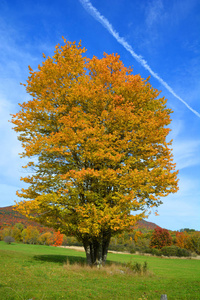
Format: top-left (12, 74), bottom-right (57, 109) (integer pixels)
top-left (134, 218), bottom-right (159, 230)
top-left (0, 206), bottom-right (45, 230)
top-left (0, 205), bottom-right (158, 231)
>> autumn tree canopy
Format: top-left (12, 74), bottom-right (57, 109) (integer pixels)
top-left (150, 227), bottom-right (173, 249)
top-left (11, 39), bottom-right (179, 265)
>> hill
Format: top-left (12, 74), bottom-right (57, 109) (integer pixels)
top-left (0, 205), bottom-right (158, 231)
top-left (0, 205), bottom-right (45, 230)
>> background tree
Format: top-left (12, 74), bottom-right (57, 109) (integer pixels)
top-left (38, 232), bottom-right (53, 245)
top-left (11, 39), bottom-right (178, 266)
top-left (150, 227), bottom-right (173, 249)
top-left (4, 236), bottom-right (15, 244)
top-left (21, 226), bottom-right (39, 244)
top-left (176, 231), bottom-right (189, 249)
top-left (12, 226), bottom-right (22, 242)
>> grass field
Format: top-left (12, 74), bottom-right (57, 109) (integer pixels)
top-left (0, 241), bottom-right (199, 299)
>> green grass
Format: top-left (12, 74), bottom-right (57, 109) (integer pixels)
top-left (0, 242), bottom-right (199, 299)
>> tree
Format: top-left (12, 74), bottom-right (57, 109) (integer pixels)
top-left (38, 232), bottom-right (53, 245)
top-left (12, 223), bottom-right (24, 242)
top-left (12, 227), bottom-right (22, 242)
top-left (150, 227), bottom-right (173, 249)
top-left (180, 228), bottom-right (195, 233)
top-left (4, 236), bottom-right (15, 244)
top-left (21, 226), bottom-right (39, 244)
top-left (11, 39), bottom-right (178, 266)
top-left (176, 231), bottom-right (189, 249)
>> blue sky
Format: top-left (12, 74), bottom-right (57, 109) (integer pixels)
top-left (0, 0), bottom-right (199, 231)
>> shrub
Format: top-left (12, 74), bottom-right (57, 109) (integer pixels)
top-left (176, 247), bottom-right (191, 257)
top-left (125, 261), bottom-right (148, 274)
top-left (108, 244), bottom-right (126, 252)
top-left (4, 236), bottom-right (15, 244)
top-left (143, 247), bottom-right (152, 254)
top-left (128, 246), bottom-right (136, 254)
top-left (143, 247), bottom-right (161, 256)
top-left (150, 248), bottom-right (162, 256)
top-left (161, 245), bottom-right (191, 257)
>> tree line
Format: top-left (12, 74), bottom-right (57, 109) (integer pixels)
top-left (1, 222), bottom-right (199, 256)
top-left (0, 223), bottom-right (63, 246)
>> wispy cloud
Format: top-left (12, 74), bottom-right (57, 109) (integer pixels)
top-left (172, 139), bottom-right (200, 170)
top-left (145, 0), bottom-right (164, 28)
top-left (148, 175), bottom-right (200, 229)
top-left (79, 0), bottom-right (200, 118)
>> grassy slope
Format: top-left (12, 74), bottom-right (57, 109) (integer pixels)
top-left (0, 242), bottom-right (199, 300)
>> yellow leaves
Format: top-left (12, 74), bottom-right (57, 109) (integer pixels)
top-left (11, 38), bottom-right (179, 244)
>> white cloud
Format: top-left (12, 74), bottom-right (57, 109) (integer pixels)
top-left (172, 139), bottom-right (200, 170)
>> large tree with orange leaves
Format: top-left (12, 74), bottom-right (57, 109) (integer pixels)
top-left (11, 39), bottom-right (178, 266)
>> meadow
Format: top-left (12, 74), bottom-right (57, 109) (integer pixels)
top-left (0, 241), bottom-right (199, 300)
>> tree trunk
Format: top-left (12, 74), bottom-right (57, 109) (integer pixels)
top-left (83, 231), bottom-right (111, 267)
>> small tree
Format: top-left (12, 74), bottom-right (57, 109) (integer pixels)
top-left (21, 226), bottom-right (39, 244)
top-left (150, 227), bottom-right (172, 249)
top-left (4, 236), bottom-right (15, 244)
top-left (11, 39), bottom-right (178, 266)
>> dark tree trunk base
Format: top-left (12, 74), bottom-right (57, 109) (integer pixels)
top-left (82, 232), bottom-right (111, 266)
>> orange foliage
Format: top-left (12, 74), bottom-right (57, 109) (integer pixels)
top-left (52, 231), bottom-right (63, 247)
top-left (176, 231), bottom-right (188, 249)
top-left (134, 231), bottom-right (143, 243)
top-left (11, 38), bottom-right (179, 264)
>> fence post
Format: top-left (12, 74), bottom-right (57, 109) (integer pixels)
top-left (160, 295), bottom-right (167, 300)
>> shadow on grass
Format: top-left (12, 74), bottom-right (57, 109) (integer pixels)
top-left (33, 255), bottom-right (117, 268)
top-left (33, 254), bottom-right (86, 265)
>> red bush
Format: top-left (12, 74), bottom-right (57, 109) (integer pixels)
top-left (52, 231), bottom-right (63, 247)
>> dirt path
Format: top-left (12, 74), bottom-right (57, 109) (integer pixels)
top-left (59, 246), bottom-right (200, 259)
top-left (59, 245), bottom-right (131, 254)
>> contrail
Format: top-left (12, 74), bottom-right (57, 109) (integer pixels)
top-left (79, 0), bottom-right (200, 118)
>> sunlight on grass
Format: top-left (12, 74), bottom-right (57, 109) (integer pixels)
top-left (63, 259), bottom-right (154, 277)
top-left (0, 242), bottom-right (199, 299)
